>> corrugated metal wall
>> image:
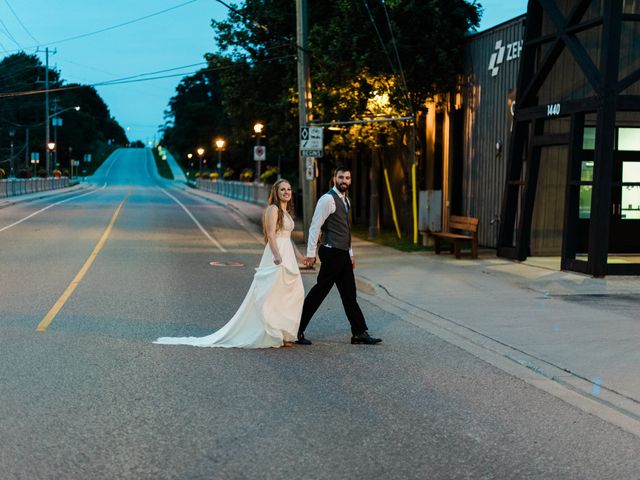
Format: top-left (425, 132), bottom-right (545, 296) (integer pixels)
top-left (461, 17), bottom-right (525, 247)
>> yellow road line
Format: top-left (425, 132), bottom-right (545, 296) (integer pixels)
top-left (36, 195), bottom-right (128, 333)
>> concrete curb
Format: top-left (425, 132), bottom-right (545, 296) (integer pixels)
top-left (356, 277), bottom-right (640, 439)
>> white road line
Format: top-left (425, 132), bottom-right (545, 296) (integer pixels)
top-left (159, 187), bottom-right (227, 253)
top-left (0, 187), bottom-right (102, 234)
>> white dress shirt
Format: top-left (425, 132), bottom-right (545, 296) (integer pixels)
top-left (306, 187), bottom-right (353, 258)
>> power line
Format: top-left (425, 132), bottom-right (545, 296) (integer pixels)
top-left (0, 17), bottom-right (22, 50)
top-left (3, 0), bottom-right (40, 44)
top-left (213, 0), bottom-right (269, 32)
top-left (3, 0), bottom-right (201, 52)
top-left (361, 0), bottom-right (413, 115)
top-left (380, 0), bottom-right (413, 115)
top-left (0, 53), bottom-right (296, 98)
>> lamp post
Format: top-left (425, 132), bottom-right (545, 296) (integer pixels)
top-left (197, 147), bottom-right (205, 177)
top-left (187, 153), bottom-right (193, 178)
top-left (253, 122), bottom-right (264, 183)
top-left (50, 106), bottom-right (80, 174)
top-left (215, 138), bottom-right (225, 179)
top-left (47, 142), bottom-right (56, 174)
top-left (8, 128), bottom-right (15, 178)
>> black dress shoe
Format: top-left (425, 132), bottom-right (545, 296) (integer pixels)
top-left (351, 331), bottom-right (382, 345)
top-left (295, 333), bottom-right (312, 345)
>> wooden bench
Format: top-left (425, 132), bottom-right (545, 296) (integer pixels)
top-left (431, 215), bottom-right (479, 259)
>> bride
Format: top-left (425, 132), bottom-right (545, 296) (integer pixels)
top-left (155, 179), bottom-right (305, 348)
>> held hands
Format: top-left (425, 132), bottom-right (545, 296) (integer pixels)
top-left (303, 256), bottom-right (316, 267)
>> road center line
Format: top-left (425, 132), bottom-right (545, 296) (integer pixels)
top-left (0, 186), bottom-right (103, 234)
top-left (159, 187), bottom-right (227, 253)
top-left (36, 195), bottom-right (128, 333)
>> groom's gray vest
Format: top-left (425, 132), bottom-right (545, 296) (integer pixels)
top-left (321, 189), bottom-right (351, 251)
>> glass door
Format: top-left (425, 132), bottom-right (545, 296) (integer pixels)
top-left (609, 128), bottom-right (640, 253)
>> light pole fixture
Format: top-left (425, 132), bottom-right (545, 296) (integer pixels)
top-left (253, 123), bottom-right (264, 183)
top-left (197, 147), bottom-right (205, 176)
top-left (49, 106), bottom-right (80, 174)
top-left (215, 138), bottom-right (225, 179)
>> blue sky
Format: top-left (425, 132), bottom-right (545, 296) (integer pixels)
top-left (0, 1), bottom-right (528, 144)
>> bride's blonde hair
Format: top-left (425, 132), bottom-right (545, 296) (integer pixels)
top-left (263, 179), bottom-right (295, 241)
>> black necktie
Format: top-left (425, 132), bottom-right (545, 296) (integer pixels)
top-left (344, 197), bottom-right (350, 214)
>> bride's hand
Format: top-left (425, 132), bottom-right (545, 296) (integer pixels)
top-left (273, 255), bottom-right (282, 265)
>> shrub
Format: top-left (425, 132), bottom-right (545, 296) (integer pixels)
top-left (0, 167), bottom-right (5, 179)
top-left (37, 169), bottom-right (47, 178)
top-left (17, 169), bottom-right (31, 179)
top-left (52, 169), bottom-right (62, 178)
top-left (209, 172), bottom-right (219, 180)
top-left (239, 168), bottom-right (254, 182)
top-left (223, 168), bottom-right (235, 180)
top-left (260, 166), bottom-right (279, 184)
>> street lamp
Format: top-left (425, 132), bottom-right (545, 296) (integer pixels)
top-left (214, 138), bottom-right (225, 179)
top-left (253, 122), bottom-right (264, 183)
top-left (47, 142), bottom-right (56, 172)
top-left (197, 147), bottom-right (205, 177)
top-left (50, 106), bottom-right (80, 174)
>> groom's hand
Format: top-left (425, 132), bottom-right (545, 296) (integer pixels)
top-left (351, 256), bottom-right (356, 269)
top-left (304, 257), bottom-right (316, 267)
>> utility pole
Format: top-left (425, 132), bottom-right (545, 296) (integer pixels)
top-left (296, 0), bottom-right (316, 240)
top-left (45, 47), bottom-right (50, 175)
top-left (24, 128), bottom-right (29, 170)
top-left (37, 47), bottom-right (56, 175)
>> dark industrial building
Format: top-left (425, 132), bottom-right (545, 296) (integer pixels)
top-left (422, 0), bottom-right (639, 276)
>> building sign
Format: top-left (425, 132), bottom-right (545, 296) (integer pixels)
top-left (300, 126), bottom-right (323, 157)
top-left (488, 39), bottom-right (523, 77)
top-left (546, 103), bottom-right (561, 116)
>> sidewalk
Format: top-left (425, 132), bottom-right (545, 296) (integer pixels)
top-left (183, 185), bottom-right (640, 436)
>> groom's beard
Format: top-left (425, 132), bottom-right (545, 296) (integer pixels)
top-left (336, 183), bottom-right (349, 193)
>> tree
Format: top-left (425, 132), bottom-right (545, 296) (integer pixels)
top-left (0, 53), bottom-right (127, 175)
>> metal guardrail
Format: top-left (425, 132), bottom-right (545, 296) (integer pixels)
top-left (0, 177), bottom-right (71, 198)
top-left (195, 179), bottom-right (271, 205)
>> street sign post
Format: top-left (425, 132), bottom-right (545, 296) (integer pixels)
top-left (300, 126), bottom-right (323, 157)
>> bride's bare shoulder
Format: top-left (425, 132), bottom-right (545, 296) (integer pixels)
top-left (264, 204), bottom-right (278, 214)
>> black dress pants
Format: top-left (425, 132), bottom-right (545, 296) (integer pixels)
top-left (299, 245), bottom-right (368, 336)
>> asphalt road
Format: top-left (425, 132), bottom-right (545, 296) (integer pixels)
top-left (1, 148), bottom-right (639, 479)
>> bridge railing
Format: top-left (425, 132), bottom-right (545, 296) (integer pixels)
top-left (195, 179), bottom-right (271, 206)
top-left (0, 177), bottom-right (71, 198)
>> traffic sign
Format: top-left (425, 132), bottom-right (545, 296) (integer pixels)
top-left (305, 157), bottom-right (315, 180)
top-left (83, 154), bottom-right (92, 163)
top-left (300, 126), bottom-right (323, 157)
top-left (254, 146), bottom-right (266, 161)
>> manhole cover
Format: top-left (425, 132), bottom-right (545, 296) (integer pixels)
top-left (209, 261), bottom-right (245, 267)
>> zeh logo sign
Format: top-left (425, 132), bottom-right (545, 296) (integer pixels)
top-left (488, 39), bottom-right (523, 77)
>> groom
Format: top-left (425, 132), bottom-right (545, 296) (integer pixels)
top-left (296, 166), bottom-right (382, 346)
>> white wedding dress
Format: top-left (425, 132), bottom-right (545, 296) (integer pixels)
top-left (154, 213), bottom-right (303, 348)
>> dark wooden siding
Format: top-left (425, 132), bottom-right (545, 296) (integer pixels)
top-left (461, 17), bottom-right (525, 247)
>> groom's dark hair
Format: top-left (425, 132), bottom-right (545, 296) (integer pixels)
top-left (334, 165), bottom-right (351, 175)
